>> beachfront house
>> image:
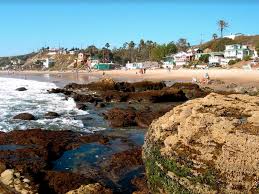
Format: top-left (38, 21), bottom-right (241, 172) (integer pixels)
top-left (162, 55), bottom-right (175, 69)
top-left (87, 56), bottom-right (100, 68)
top-left (77, 53), bottom-right (86, 63)
top-left (173, 51), bottom-right (193, 66)
top-left (208, 52), bottom-right (225, 66)
top-left (126, 62), bottom-right (143, 70)
top-left (223, 33), bottom-right (244, 40)
top-left (224, 44), bottom-right (253, 60)
top-left (42, 58), bottom-right (55, 68)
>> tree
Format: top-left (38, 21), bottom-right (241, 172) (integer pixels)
top-left (176, 38), bottom-right (190, 52)
top-left (255, 42), bottom-right (259, 55)
top-left (139, 39), bottom-right (145, 50)
top-left (218, 20), bottom-right (229, 38)
top-left (212, 33), bottom-right (218, 40)
top-left (105, 43), bottom-right (110, 49)
top-left (150, 43), bottom-right (177, 62)
top-left (128, 41), bottom-right (136, 62)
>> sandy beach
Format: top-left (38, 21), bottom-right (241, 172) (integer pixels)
top-left (1, 68), bottom-right (259, 88)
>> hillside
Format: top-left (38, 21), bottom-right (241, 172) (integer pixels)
top-left (22, 52), bottom-right (77, 70)
top-left (200, 35), bottom-right (259, 52)
top-left (0, 53), bottom-right (37, 69)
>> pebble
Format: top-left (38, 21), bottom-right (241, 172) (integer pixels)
top-left (0, 169), bottom-right (14, 185)
top-left (14, 172), bottom-right (21, 178)
top-left (23, 178), bottom-right (30, 183)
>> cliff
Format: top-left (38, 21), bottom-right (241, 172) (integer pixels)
top-left (143, 93), bottom-right (259, 193)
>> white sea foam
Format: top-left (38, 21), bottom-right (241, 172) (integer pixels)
top-left (0, 77), bottom-right (93, 132)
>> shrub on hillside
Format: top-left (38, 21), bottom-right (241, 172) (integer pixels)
top-left (228, 60), bottom-right (237, 65)
top-left (228, 58), bottom-right (241, 65)
top-left (199, 54), bottom-right (210, 63)
top-left (201, 38), bottom-right (236, 52)
top-left (243, 56), bottom-right (251, 61)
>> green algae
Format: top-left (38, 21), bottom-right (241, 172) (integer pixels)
top-left (144, 146), bottom-right (222, 194)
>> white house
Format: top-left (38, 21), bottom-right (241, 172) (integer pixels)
top-left (224, 44), bottom-right (252, 60)
top-left (208, 52), bottom-right (225, 66)
top-left (173, 51), bottom-right (193, 66)
top-left (43, 58), bottom-right (54, 68)
top-left (126, 62), bottom-right (143, 70)
top-left (69, 50), bottom-right (76, 55)
top-left (162, 55), bottom-right (174, 69)
top-left (223, 33), bottom-right (244, 40)
top-left (87, 56), bottom-right (100, 68)
top-left (47, 48), bottom-right (59, 56)
top-left (252, 50), bottom-right (258, 59)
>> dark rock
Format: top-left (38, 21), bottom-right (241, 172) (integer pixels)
top-left (0, 162), bottom-right (6, 174)
top-left (76, 103), bottom-right (87, 110)
top-left (131, 81), bottom-right (166, 92)
top-left (135, 111), bottom-right (161, 128)
top-left (64, 83), bottom-right (88, 90)
top-left (103, 107), bottom-right (137, 127)
top-left (104, 106), bottom-right (174, 128)
top-left (44, 112), bottom-right (60, 119)
top-left (131, 176), bottom-right (149, 194)
top-left (43, 171), bottom-right (95, 194)
top-left (100, 148), bottom-right (143, 180)
top-left (98, 136), bottom-right (109, 145)
top-left (95, 102), bottom-right (105, 108)
top-left (170, 82), bottom-right (208, 99)
top-left (16, 87), bottom-right (27, 91)
top-left (71, 93), bottom-right (97, 103)
top-left (148, 89), bottom-right (188, 103)
top-left (13, 113), bottom-right (36, 120)
top-left (86, 78), bottom-right (116, 91)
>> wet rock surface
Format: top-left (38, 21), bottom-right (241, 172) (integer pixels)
top-left (0, 128), bottom-right (146, 194)
top-left (143, 93), bottom-right (259, 194)
top-left (103, 106), bottom-right (174, 128)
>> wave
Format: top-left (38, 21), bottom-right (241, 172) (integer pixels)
top-left (0, 77), bottom-right (102, 132)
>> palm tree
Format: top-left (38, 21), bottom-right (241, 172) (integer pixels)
top-left (128, 41), bottom-right (135, 62)
top-left (218, 20), bottom-right (229, 38)
top-left (212, 33), bottom-right (218, 40)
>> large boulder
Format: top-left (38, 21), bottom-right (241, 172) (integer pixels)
top-left (143, 93), bottom-right (259, 194)
top-left (13, 113), bottom-right (36, 120)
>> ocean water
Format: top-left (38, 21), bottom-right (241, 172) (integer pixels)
top-left (0, 77), bottom-right (104, 132)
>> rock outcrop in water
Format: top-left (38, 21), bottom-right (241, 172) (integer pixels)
top-left (49, 78), bottom-right (208, 104)
top-left (13, 113), bottom-right (36, 120)
top-left (16, 87), bottom-right (27, 91)
top-left (143, 93), bottom-right (259, 193)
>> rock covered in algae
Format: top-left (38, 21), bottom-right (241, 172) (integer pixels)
top-left (143, 93), bottom-right (259, 194)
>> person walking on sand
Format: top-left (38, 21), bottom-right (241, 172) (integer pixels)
top-left (202, 72), bottom-right (210, 84)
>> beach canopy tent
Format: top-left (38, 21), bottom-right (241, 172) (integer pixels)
top-left (94, 63), bottom-right (112, 70)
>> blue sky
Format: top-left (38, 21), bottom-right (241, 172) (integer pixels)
top-left (0, 0), bottom-right (258, 56)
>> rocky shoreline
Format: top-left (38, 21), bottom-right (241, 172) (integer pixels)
top-left (1, 78), bottom-right (258, 194)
